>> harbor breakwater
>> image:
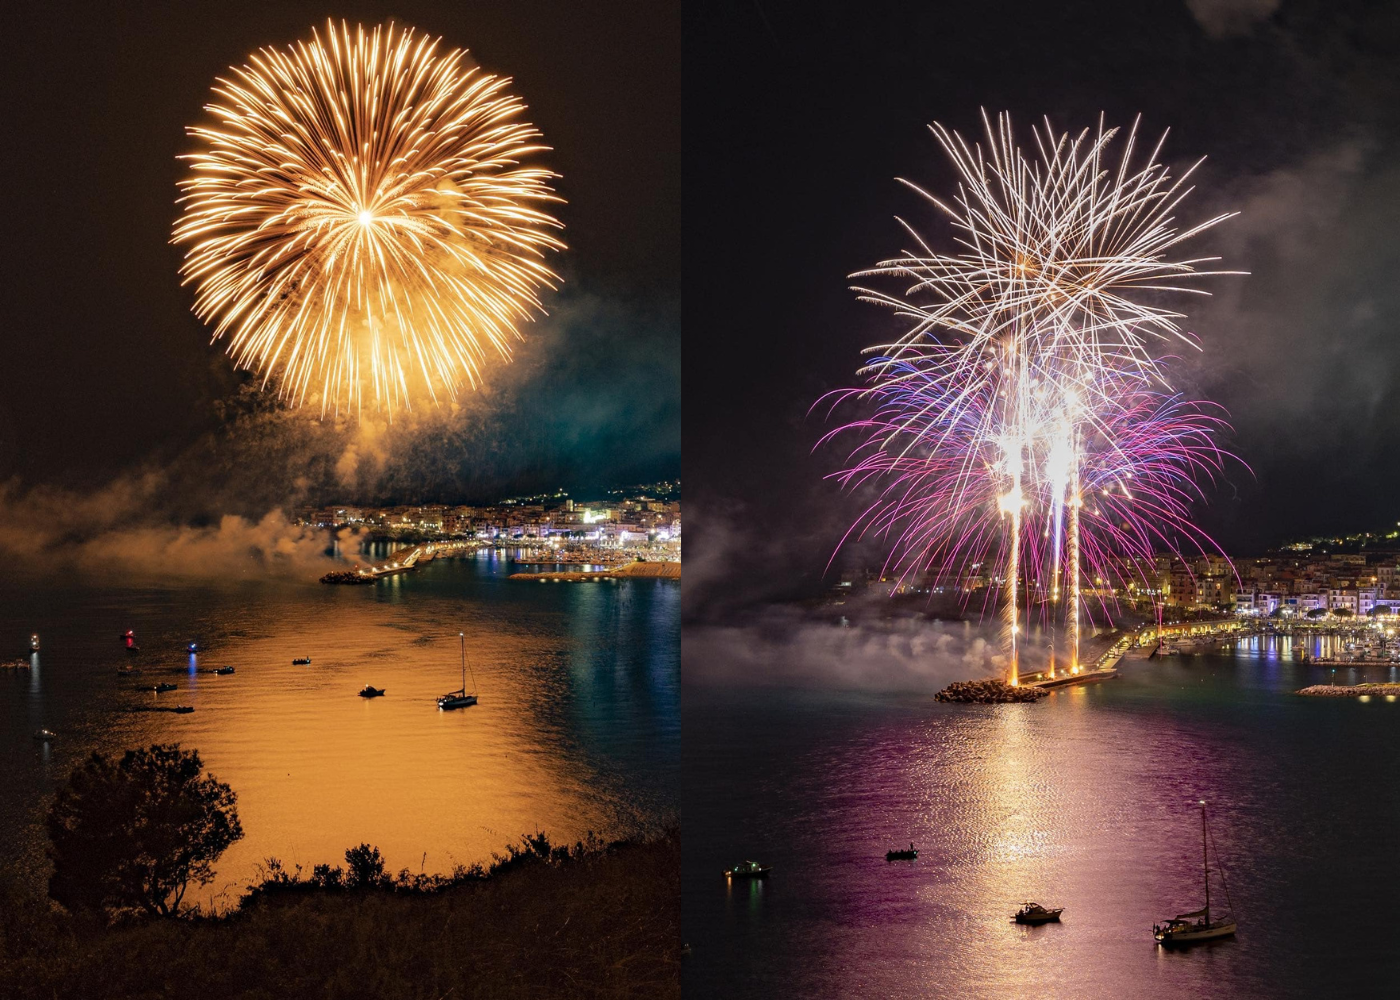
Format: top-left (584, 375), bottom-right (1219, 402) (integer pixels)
top-left (509, 561), bottom-right (681, 582)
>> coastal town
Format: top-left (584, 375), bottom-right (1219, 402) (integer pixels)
top-left (291, 481), bottom-right (681, 567)
top-left (838, 530), bottom-right (1400, 621)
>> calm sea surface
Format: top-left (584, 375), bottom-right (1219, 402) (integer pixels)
top-left (1, 548), bottom-right (678, 909)
top-left (684, 636), bottom-right (1400, 998)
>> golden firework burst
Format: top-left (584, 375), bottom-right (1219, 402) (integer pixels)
top-left (173, 19), bottom-right (565, 415)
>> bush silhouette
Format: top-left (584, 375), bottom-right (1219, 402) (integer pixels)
top-left (344, 843), bottom-right (385, 888)
top-left (46, 744), bottom-right (242, 918)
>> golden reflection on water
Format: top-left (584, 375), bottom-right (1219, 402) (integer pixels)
top-left (2, 555), bottom-right (677, 910)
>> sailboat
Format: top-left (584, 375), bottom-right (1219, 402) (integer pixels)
top-left (437, 632), bottom-right (479, 710)
top-left (1153, 800), bottom-right (1237, 945)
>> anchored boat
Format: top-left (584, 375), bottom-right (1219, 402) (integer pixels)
top-left (1014, 902), bottom-right (1064, 925)
top-left (437, 632), bottom-right (479, 710)
top-left (885, 843), bottom-right (918, 861)
top-left (724, 860), bottom-right (771, 879)
top-left (1153, 801), bottom-right (1237, 946)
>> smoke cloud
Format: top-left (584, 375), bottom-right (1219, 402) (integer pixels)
top-left (683, 604), bottom-right (1003, 691)
top-left (0, 286), bottom-right (677, 580)
top-left (1183, 0), bottom-right (1280, 39)
top-left (0, 475), bottom-right (347, 582)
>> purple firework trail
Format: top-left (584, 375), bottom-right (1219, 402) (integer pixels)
top-left (821, 112), bottom-right (1245, 682)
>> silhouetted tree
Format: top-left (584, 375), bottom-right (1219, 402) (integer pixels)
top-left (344, 843), bottom-right (385, 888)
top-left (46, 744), bottom-right (242, 918)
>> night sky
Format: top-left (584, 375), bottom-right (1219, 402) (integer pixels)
top-left (0, 1), bottom-right (679, 506)
top-left (686, 0), bottom-right (1400, 615)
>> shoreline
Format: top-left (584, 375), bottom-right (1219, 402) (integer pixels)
top-left (510, 560), bottom-right (681, 582)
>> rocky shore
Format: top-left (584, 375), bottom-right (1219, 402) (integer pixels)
top-left (319, 570), bottom-right (375, 585)
top-left (1297, 683), bottom-right (1400, 698)
top-left (935, 679), bottom-right (1047, 703)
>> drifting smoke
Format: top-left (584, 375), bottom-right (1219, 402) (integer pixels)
top-left (683, 605), bottom-right (1004, 692)
top-left (0, 474), bottom-right (351, 582)
top-left (0, 288), bottom-right (676, 581)
top-left (1184, 0), bottom-right (1280, 39)
top-left (683, 500), bottom-right (1008, 691)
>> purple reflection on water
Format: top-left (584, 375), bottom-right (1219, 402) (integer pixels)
top-left (685, 650), bottom-right (1400, 998)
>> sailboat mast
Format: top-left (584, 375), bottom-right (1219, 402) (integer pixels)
top-left (1201, 800), bottom-right (1210, 923)
top-left (460, 632), bottom-right (466, 692)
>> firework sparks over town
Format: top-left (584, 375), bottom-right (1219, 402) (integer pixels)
top-left (173, 19), bottom-right (566, 417)
top-left (824, 112), bottom-right (1242, 683)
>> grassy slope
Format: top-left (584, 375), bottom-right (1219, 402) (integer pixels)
top-left (0, 834), bottom-right (679, 1000)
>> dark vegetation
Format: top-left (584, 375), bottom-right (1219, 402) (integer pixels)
top-left (46, 744), bottom-right (242, 918)
top-left (0, 743), bottom-right (680, 998)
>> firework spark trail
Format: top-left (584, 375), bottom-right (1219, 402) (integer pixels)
top-left (173, 20), bottom-right (565, 416)
top-left (824, 112), bottom-right (1243, 683)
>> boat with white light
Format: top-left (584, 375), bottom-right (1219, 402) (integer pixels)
top-left (1153, 801), bottom-right (1237, 946)
top-left (438, 632), bottom-right (478, 709)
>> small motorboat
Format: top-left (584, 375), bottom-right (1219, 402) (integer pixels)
top-left (212, 665), bottom-right (235, 675)
top-left (359, 685), bottom-right (386, 698)
top-left (29, 634), bottom-right (40, 651)
top-left (171, 705), bottom-right (195, 714)
top-left (886, 843), bottom-right (919, 861)
top-left (292, 656), bottom-right (312, 665)
top-left (187, 642), bottom-right (200, 653)
top-left (724, 860), bottom-right (772, 879)
top-left (33, 729), bottom-right (56, 741)
top-left (151, 682), bottom-right (178, 693)
top-left (1014, 902), bottom-right (1064, 925)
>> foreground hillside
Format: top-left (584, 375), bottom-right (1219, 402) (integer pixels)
top-left (0, 833), bottom-right (680, 1000)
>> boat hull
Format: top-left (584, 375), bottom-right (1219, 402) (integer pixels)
top-left (1155, 920), bottom-right (1236, 945)
top-left (1015, 913), bottom-right (1062, 925)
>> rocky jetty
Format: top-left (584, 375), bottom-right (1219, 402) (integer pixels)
top-left (320, 571), bottom-right (375, 585)
top-left (1297, 683), bottom-right (1400, 698)
top-left (935, 679), bottom-right (1047, 703)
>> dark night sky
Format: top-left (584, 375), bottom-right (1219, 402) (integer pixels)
top-left (0, 0), bottom-right (678, 507)
top-left (685, 0), bottom-right (1400, 616)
